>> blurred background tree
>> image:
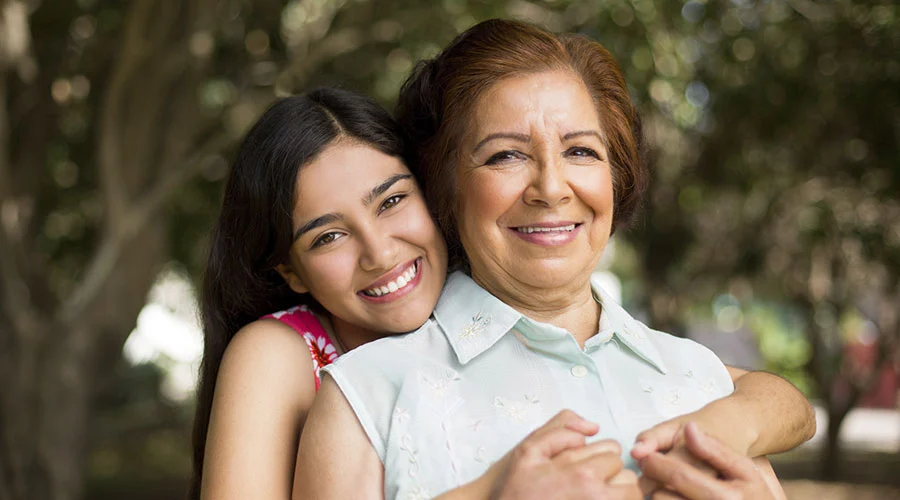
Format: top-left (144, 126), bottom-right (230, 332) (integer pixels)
top-left (0, 1), bottom-right (896, 499)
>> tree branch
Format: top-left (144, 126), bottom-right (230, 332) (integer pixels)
top-left (96, 0), bottom-right (158, 233)
top-left (0, 65), bottom-right (37, 333)
top-left (61, 131), bottom-right (231, 324)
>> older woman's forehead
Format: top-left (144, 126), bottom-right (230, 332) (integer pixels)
top-left (466, 70), bottom-right (605, 142)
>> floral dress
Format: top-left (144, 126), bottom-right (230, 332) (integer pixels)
top-left (263, 305), bottom-right (338, 390)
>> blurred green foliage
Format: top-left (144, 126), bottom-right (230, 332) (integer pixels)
top-left (5, 0), bottom-right (896, 495)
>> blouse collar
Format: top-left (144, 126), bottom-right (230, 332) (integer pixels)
top-left (433, 272), bottom-right (668, 374)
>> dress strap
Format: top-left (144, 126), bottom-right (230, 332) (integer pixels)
top-left (262, 305), bottom-right (338, 390)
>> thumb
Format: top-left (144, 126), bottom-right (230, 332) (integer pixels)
top-left (632, 419), bottom-right (684, 459)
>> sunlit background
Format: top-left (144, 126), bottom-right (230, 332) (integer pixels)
top-left (0, 1), bottom-right (897, 499)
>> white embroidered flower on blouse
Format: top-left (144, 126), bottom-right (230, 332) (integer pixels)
top-left (394, 407), bottom-right (411, 425)
top-left (399, 434), bottom-right (420, 478)
top-left (459, 312), bottom-right (491, 341)
top-left (493, 395), bottom-right (541, 422)
top-left (406, 486), bottom-right (431, 500)
top-left (419, 368), bottom-right (461, 399)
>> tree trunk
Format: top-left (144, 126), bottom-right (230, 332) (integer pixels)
top-left (0, 229), bottom-right (167, 500)
top-left (821, 402), bottom-right (851, 481)
top-left (1, 320), bottom-right (91, 500)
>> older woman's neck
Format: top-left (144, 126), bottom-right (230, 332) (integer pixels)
top-left (472, 272), bottom-right (600, 348)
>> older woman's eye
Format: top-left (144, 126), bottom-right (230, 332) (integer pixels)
top-left (379, 194), bottom-right (407, 213)
top-left (566, 146), bottom-right (600, 159)
top-left (485, 150), bottom-right (525, 165)
top-left (311, 231), bottom-right (342, 248)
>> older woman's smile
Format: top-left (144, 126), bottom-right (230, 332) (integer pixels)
top-left (510, 221), bottom-right (582, 246)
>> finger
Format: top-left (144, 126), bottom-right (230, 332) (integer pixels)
top-left (554, 439), bottom-right (622, 463)
top-left (609, 468), bottom-right (639, 486)
top-left (560, 451), bottom-right (624, 482)
top-left (531, 409), bottom-right (599, 439)
top-left (633, 419), bottom-right (684, 459)
top-left (754, 457), bottom-right (787, 500)
top-left (683, 422), bottom-right (757, 480)
top-left (607, 483), bottom-right (645, 500)
top-left (639, 473), bottom-right (661, 496)
top-left (640, 452), bottom-right (730, 500)
top-left (652, 490), bottom-right (687, 500)
top-left (516, 427), bottom-right (590, 462)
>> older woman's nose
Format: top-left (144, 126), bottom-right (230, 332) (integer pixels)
top-left (523, 157), bottom-right (573, 208)
top-left (358, 227), bottom-right (400, 271)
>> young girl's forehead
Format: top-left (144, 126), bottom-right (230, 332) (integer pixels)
top-left (294, 143), bottom-right (411, 210)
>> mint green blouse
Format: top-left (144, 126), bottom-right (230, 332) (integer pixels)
top-left (323, 272), bottom-right (734, 500)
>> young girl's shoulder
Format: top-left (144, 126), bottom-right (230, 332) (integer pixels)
top-left (258, 305), bottom-right (338, 390)
top-left (224, 314), bottom-right (317, 383)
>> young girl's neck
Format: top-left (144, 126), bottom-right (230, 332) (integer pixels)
top-left (323, 315), bottom-right (379, 354)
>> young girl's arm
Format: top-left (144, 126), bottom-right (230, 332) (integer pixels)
top-left (201, 319), bottom-right (317, 500)
top-left (635, 367), bottom-right (815, 458)
top-left (633, 368), bottom-right (813, 500)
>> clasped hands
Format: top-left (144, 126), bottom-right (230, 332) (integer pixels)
top-left (484, 410), bottom-right (776, 500)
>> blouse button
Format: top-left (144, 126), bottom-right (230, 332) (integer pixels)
top-left (571, 365), bottom-right (588, 378)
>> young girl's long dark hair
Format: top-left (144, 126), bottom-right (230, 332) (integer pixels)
top-left (189, 88), bottom-right (403, 498)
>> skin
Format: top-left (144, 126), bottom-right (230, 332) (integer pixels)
top-left (277, 139), bottom-right (447, 350)
top-left (639, 422), bottom-right (779, 500)
top-left (456, 69), bottom-right (613, 346)
top-left (200, 140), bottom-right (447, 499)
top-left (293, 71), bottom-right (814, 499)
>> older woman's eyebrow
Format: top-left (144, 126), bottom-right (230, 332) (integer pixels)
top-left (362, 173), bottom-right (413, 206)
top-left (293, 213), bottom-right (343, 242)
top-left (473, 132), bottom-right (530, 153)
top-left (562, 130), bottom-right (604, 142)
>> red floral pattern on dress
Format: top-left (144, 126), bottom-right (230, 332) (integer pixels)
top-left (263, 305), bottom-right (338, 391)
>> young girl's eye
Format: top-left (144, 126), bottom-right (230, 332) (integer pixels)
top-left (566, 146), bottom-right (600, 160)
top-left (379, 194), bottom-right (407, 213)
top-left (485, 150), bottom-right (526, 165)
top-left (311, 232), bottom-right (342, 248)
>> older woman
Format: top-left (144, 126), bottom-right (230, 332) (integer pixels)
top-left (295, 19), bottom-right (811, 499)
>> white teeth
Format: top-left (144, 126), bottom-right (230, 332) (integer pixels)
top-left (362, 260), bottom-right (419, 297)
top-left (516, 224), bottom-right (576, 234)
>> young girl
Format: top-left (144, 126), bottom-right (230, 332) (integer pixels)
top-left (190, 87), bottom-right (812, 500)
top-left (190, 88), bottom-right (447, 499)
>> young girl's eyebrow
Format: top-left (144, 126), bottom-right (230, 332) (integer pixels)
top-left (361, 173), bottom-right (412, 206)
top-left (293, 213), bottom-right (343, 242)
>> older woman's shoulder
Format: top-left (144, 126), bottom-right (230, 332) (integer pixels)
top-left (634, 321), bottom-right (735, 393)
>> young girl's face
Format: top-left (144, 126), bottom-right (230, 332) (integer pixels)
top-left (278, 140), bottom-right (448, 337)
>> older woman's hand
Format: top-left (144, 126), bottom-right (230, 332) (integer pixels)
top-left (637, 422), bottom-right (777, 500)
top-left (487, 410), bottom-right (642, 500)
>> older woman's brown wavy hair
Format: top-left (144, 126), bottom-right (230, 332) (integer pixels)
top-left (396, 18), bottom-right (647, 267)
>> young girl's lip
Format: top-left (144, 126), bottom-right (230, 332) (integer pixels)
top-left (357, 258), bottom-right (423, 303)
top-left (359, 258), bottom-right (419, 292)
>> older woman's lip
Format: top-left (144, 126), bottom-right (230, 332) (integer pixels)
top-left (509, 223), bottom-right (582, 246)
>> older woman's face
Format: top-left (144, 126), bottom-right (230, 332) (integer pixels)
top-left (455, 69), bottom-right (614, 294)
